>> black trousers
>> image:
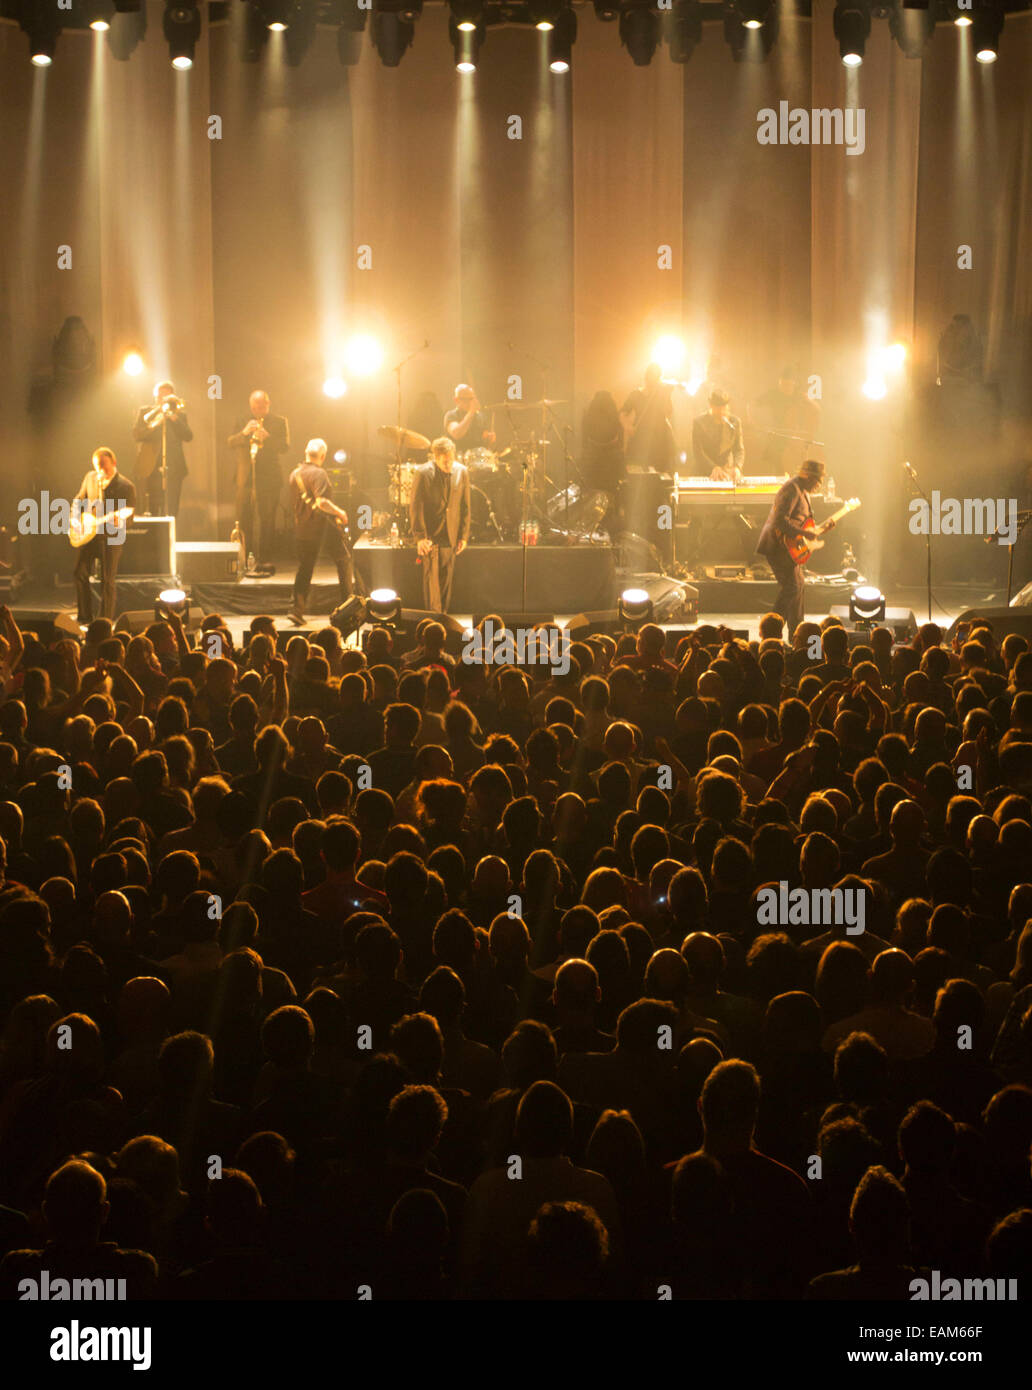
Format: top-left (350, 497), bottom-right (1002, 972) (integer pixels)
top-left (767, 543), bottom-right (805, 637)
top-left (236, 477), bottom-right (281, 563)
top-left (144, 469), bottom-right (184, 520)
top-left (292, 522), bottom-right (354, 616)
top-left (74, 535), bottom-right (122, 622)
top-left (421, 543), bottom-right (456, 614)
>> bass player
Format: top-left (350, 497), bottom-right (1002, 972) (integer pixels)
top-left (288, 438), bottom-right (355, 626)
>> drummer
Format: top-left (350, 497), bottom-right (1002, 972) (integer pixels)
top-left (445, 384), bottom-right (497, 450)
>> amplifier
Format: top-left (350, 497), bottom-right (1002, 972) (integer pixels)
top-left (176, 542), bottom-right (240, 583)
top-left (120, 516), bottom-right (176, 577)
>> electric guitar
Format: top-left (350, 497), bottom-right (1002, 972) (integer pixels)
top-left (785, 497), bottom-right (861, 565)
top-left (69, 504), bottom-right (135, 549)
top-left (291, 468), bottom-right (352, 550)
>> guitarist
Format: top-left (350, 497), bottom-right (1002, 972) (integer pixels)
top-left (288, 438), bottom-right (354, 626)
top-left (756, 458), bottom-right (831, 635)
top-left (73, 447), bottom-right (137, 625)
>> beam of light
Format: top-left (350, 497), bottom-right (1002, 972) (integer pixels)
top-left (343, 334), bottom-right (385, 377)
top-left (652, 335), bottom-right (686, 373)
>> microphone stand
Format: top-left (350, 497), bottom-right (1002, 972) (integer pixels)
top-left (902, 459), bottom-right (933, 622)
top-left (543, 404), bottom-right (574, 539)
top-left (992, 509), bottom-right (1032, 606)
top-left (392, 340), bottom-right (429, 523)
top-left (507, 403), bottom-right (533, 613)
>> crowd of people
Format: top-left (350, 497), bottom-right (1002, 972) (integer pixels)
top-left (0, 598), bottom-right (1030, 1301)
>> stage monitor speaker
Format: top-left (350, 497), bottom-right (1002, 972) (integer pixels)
top-left (564, 610), bottom-right (621, 639)
top-left (949, 606), bottom-right (1032, 645)
top-left (116, 606), bottom-right (203, 637)
top-left (12, 608), bottom-right (81, 643)
top-left (472, 613), bottom-right (555, 630)
top-left (121, 516), bottom-right (176, 577)
top-left (397, 610), bottom-right (468, 657)
top-left (829, 605), bottom-right (918, 642)
top-left (176, 541), bottom-right (239, 583)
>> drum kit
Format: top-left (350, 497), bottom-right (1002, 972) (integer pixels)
top-left (367, 400), bottom-right (599, 546)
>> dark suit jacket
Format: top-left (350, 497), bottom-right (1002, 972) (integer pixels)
top-left (410, 462), bottom-right (471, 550)
top-left (692, 411), bottom-right (745, 476)
top-left (227, 413), bottom-right (290, 490)
top-left (133, 406), bottom-right (193, 483)
top-left (756, 476), bottom-right (814, 557)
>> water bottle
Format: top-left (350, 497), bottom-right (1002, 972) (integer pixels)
top-left (825, 474), bottom-right (837, 499)
top-left (390, 522), bottom-right (400, 549)
top-left (531, 521), bottom-right (539, 547)
top-left (230, 521), bottom-right (244, 576)
top-left (247, 551), bottom-right (255, 573)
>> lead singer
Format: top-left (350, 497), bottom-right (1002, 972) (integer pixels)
top-left (410, 436), bottom-right (470, 615)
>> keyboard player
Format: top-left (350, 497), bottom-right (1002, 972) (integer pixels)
top-left (691, 390), bottom-right (745, 481)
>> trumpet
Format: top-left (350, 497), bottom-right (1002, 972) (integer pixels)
top-left (143, 395), bottom-right (185, 427)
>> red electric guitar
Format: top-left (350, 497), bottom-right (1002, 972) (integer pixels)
top-left (785, 497), bottom-right (861, 565)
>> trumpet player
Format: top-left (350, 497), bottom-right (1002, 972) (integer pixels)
top-left (228, 388), bottom-right (290, 565)
top-left (132, 380), bottom-right (193, 519)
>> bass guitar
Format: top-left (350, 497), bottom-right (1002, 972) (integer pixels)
top-left (786, 497), bottom-right (861, 565)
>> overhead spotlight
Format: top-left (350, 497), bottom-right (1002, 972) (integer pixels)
top-left (548, 6), bottom-right (575, 70)
top-left (372, 10), bottom-right (415, 66)
top-left (972, 2), bottom-right (1003, 62)
top-left (87, 1), bottom-right (116, 31)
top-left (283, 1), bottom-right (317, 64)
top-left (620, 2), bottom-right (658, 65)
top-left (888, 1), bottom-right (935, 56)
top-left (164, 3), bottom-right (201, 69)
top-left (113, 1), bottom-right (144, 10)
top-left (667, 0), bottom-right (702, 62)
top-left (724, 0), bottom-right (777, 59)
top-left (344, 335), bottom-right (384, 378)
top-left (450, 14), bottom-right (484, 69)
top-left (880, 342), bottom-right (907, 372)
top-left (593, 0), bottom-right (619, 19)
top-left (737, 0), bottom-right (773, 29)
top-left (337, 6), bottom-right (368, 65)
top-left (862, 376), bottom-right (887, 400)
top-left (122, 351), bottom-right (145, 377)
top-left (365, 588), bottom-right (403, 626)
top-left (618, 587), bottom-right (654, 627)
top-left (450, 0), bottom-right (482, 32)
top-left (22, 6), bottom-right (61, 66)
top-left (262, 0), bottom-right (294, 30)
top-left (529, 0), bottom-right (561, 29)
top-left (240, 1), bottom-right (269, 60)
top-left (652, 335), bottom-right (685, 373)
top-left (849, 584), bottom-right (886, 627)
top-left (946, 0), bottom-right (973, 26)
top-left (834, 1), bottom-right (870, 66)
top-left (323, 377), bottom-right (348, 399)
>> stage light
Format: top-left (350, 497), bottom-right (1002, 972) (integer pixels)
top-left (737, 0), bottom-right (772, 29)
top-left (123, 352), bottom-right (145, 377)
top-left (366, 589), bottom-right (403, 626)
top-left (881, 342), bottom-right (907, 371)
top-left (22, 6), bottom-right (61, 66)
top-left (156, 588), bottom-right (189, 620)
top-left (549, 7), bottom-right (576, 70)
top-left (888, 2), bottom-right (935, 57)
top-left (337, 6), bottom-right (368, 65)
top-left (849, 584), bottom-right (886, 626)
top-left (263, 0), bottom-right (293, 30)
top-left (372, 11), bottom-right (416, 65)
top-left (834, 0), bottom-right (870, 65)
top-left (164, 3), bottom-right (201, 69)
top-left (946, 0), bottom-right (973, 26)
top-left (618, 587), bottom-right (654, 626)
top-left (620, 2), bottom-right (658, 64)
top-left (344, 335), bottom-right (384, 378)
top-left (862, 376), bottom-right (887, 400)
top-left (972, 3), bottom-right (1003, 62)
top-left (530, 0), bottom-right (562, 30)
top-left (330, 595), bottom-right (365, 641)
top-left (668, 0), bottom-right (702, 62)
top-left (323, 377), bottom-right (348, 399)
top-left (450, 0), bottom-right (482, 31)
top-left (87, 2), bottom-right (116, 31)
top-left (450, 15), bottom-right (483, 68)
top-left (652, 335), bottom-right (685, 373)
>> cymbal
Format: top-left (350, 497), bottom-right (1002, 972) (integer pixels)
top-left (493, 398), bottom-right (568, 411)
top-left (378, 425), bottom-right (430, 450)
